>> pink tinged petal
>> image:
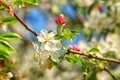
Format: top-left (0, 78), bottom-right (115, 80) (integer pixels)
top-left (69, 44), bottom-right (80, 52)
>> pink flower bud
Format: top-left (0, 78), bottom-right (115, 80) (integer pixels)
top-left (69, 45), bottom-right (80, 52)
top-left (55, 14), bottom-right (66, 25)
top-left (7, 6), bottom-right (14, 15)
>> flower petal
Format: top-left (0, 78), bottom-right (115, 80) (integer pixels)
top-left (40, 50), bottom-right (49, 60)
top-left (49, 52), bottom-right (59, 62)
top-left (48, 30), bottom-right (56, 39)
top-left (41, 29), bottom-right (48, 37)
top-left (37, 34), bottom-right (45, 42)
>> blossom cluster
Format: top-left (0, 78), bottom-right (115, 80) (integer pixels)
top-left (33, 30), bottom-right (62, 70)
top-left (33, 14), bottom-right (81, 70)
top-left (78, 33), bottom-right (120, 58)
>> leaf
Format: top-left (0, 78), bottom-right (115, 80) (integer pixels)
top-left (71, 30), bottom-right (79, 36)
top-left (66, 53), bottom-right (84, 66)
top-left (0, 40), bottom-right (15, 53)
top-left (54, 34), bottom-right (63, 40)
top-left (0, 32), bottom-right (21, 41)
top-left (2, 16), bottom-right (17, 25)
top-left (88, 1), bottom-right (97, 14)
top-left (24, 0), bottom-right (38, 5)
top-left (63, 28), bottom-right (74, 40)
top-left (14, 0), bottom-right (23, 5)
top-left (0, 48), bottom-right (10, 60)
top-left (0, 4), bottom-right (5, 10)
top-left (87, 48), bottom-right (100, 54)
top-left (50, 59), bottom-right (58, 67)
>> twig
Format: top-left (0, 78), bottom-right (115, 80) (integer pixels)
top-left (68, 50), bottom-right (120, 64)
top-left (104, 67), bottom-right (117, 80)
top-left (0, 0), bottom-right (38, 36)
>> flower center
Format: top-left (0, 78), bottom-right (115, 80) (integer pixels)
top-left (45, 35), bottom-right (50, 41)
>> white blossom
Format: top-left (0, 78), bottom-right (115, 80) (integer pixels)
top-left (37, 29), bottom-right (62, 51)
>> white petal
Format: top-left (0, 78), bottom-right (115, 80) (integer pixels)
top-left (32, 42), bottom-right (39, 52)
top-left (37, 34), bottom-right (45, 42)
top-left (48, 30), bottom-right (56, 39)
top-left (49, 52), bottom-right (59, 62)
top-left (40, 50), bottom-right (49, 60)
top-left (41, 29), bottom-right (48, 37)
top-left (50, 42), bottom-right (62, 51)
top-left (50, 39), bottom-right (60, 44)
top-left (44, 42), bottom-right (52, 51)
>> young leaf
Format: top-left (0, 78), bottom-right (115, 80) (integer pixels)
top-left (71, 30), bottom-right (79, 36)
top-left (87, 48), bottom-right (100, 54)
top-left (0, 40), bottom-right (15, 53)
top-left (0, 48), bottom-right (10, 60)
top-left (14, 0), bottom-right (23, 5)
top-left (24, 0), bottom-right (38, 5)
top-left (0, 32), bottom-right (21, 41)
top-left (2, 16), bottom-right (17, 25)
top-left (66, 53), bottom-right (84, 66)
top-left (63, 28), bottom-right (74, 40)
top-left (54, 34), bottom-right (63, 40)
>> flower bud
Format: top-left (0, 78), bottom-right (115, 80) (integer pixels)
top-left (7, 6), bottom-right (14, 15)
top-left (69, 45), bottom-right (80, 52)
top-left (55, 14), bottom-right (66, 25)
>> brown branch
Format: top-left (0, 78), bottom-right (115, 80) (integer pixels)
top-left (0, 0), bottom-right (38, 36)
top-left (68, 50), bottom-right (120, 64)
top-left (104, 67), bottom-right (117, 80)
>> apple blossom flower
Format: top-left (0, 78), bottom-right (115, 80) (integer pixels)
top-left (69, 44), bottom-right (80, 52)
top-left (55, 14), bottom-right (66, 25)
top-left (37, 29), bottom-right (62, 51)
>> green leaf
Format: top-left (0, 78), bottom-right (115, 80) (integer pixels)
top-left (66, 53), bottom-right (84, 66)
top-left (87, 48), bottom-right (100, 54)
top-left (0, 48), bottom-right (10, 60)
top-left (88, 1), bottom-right (97, 14)
top-left (50, 59), bottom-right (58, 67)
top-left (24, 0), bottom-right (38, 5)
top-left (71, 30), bottom-right (79, 36)
top-left (0, 4), bottom-right (5, 10)
top-left (2, 16), bottom-right (17, 25)
top-left (63, 28), bottom-right (74, 40)
top-left (14, 0), bottom-right (23, 5)
top-left (54, 34), bottom-right (63, 40)
top-left (0, 40), bottom-right (15, 53)
top-left (0, 32), bottom-right (21, 41)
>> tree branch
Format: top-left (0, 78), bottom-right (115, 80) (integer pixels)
top-left (104, 67), bottom-right (117, 80)
top-left (0, 0), bottom-right (39, 36)
top-left (68, 50), bottom-right (120, 64)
